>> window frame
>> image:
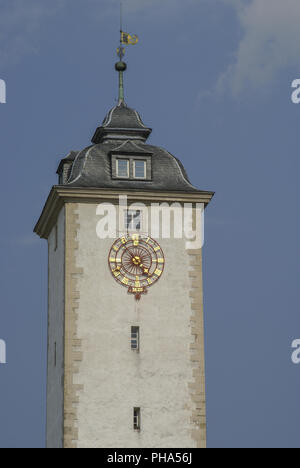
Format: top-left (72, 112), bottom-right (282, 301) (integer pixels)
top-left (133, 407), bottom-right (141, 431)
top-left (111, 152), bottom-right (153, 181)
top-left (133, 160), bottom-right (147, 180)
top-left (116, 158), bottom-right (130, 178)
top-left (125, 210), bottom-right (142, 232)
top-left (131, 326), bottom-right (140, 351)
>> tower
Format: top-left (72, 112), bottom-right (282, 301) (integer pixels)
top-left (34, 44), bottom-right (213, 449)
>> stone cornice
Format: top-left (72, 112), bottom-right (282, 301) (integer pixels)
top-left (34, 186), bottom-right (214, 239)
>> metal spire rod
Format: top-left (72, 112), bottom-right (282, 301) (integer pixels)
top-left (120, 1), bottom-right (123, 35)
top-left (116, 1), bottom-right (126, 105)
top-left (119, 2), bottom-right (124, 60)
top-left (118, 63), bottom-right (125, 103)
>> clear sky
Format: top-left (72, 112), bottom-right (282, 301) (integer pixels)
top-left (0, 0), bottom-right (299, 448)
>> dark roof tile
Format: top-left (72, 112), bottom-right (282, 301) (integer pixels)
top-left (57, 103), bottom-right (205, 194)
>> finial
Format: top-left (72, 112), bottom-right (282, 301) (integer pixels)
top-left (115, 3), bottom-right (139, 106)
top-left (115, 60), bottom-right (127, 106)
top-left (115, 2), bottom-right (127, 106)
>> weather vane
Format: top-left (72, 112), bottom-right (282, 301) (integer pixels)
top-left (115, 2), bottom-right (139, 105)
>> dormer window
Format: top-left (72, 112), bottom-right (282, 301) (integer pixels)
top-left (116, 159), bottom-right (129, 178)
top-left (111, 153), bottom-right (152, 181)
top-left (133, 160), bottom-right (146, 179)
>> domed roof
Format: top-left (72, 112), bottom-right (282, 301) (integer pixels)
top-left (55, 53), bottom-right (210, 194)
top-left (92, 102), bottom-right (152, 144)
top-left (56, 96), bottom-right (207, 193)
top-left (63, 139), bottom-right (200, 192)
top-left (56, 75), bottom-right (210, 195)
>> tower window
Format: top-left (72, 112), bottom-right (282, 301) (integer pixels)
top-left (133, 408), bottom-right (141, 431)
top-left (131, 326), bottom-right (140, 351)
top-left (111, 153), bottom-right (152, 181)
top-left (125, 210), bottom-right (142, 231)
top-left (116, 159), bottom-right (129, 178)
top-left (133, 160), bottom-right (146, 179)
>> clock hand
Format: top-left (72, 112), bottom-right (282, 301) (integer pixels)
top-left (121, 244), bottom-right (138, 262)
top-left (139, 264), bottom-right (150, 276)
top-left (122, 244), bottom-right (145, 267)
top-left (121, 243), bottom-right (150, 275)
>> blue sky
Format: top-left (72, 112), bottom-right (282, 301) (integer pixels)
top-left (0, 0), bottom-right (300, 448)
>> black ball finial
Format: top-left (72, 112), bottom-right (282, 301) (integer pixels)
top-left (115, 61), bottom-right (127, 72)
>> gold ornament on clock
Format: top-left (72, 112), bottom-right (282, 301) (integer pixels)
top-left (108, 234), bottom-right (165, 300)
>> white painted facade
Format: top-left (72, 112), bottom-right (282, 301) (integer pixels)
top-left (74, 202), bottom-right (198, 448)
top-left (46, 200), bottom-right (206, 448)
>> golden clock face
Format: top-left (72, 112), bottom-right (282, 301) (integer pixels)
top-left (108, 234), bottom-right (165, 300)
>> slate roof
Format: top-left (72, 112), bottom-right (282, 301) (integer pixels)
top-left (92, 102), bottom-right (152, 143)
top-left (56, 150), bottom-right (79, 174)
top-left (57, 102), bottom-right (206, 194)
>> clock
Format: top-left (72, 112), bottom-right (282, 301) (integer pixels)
top-left (108, 234), bottom-right (165, 300)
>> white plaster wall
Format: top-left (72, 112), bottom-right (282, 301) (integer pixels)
top-left (74, 203), bottom-right (199, 448)
top-left (46, 207), bottom-right (65, 448)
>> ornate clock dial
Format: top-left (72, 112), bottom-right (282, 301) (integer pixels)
top-left (108, 234), bottom-right (165, 300)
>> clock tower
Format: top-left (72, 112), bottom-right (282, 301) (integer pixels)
top-left (34, 52), bottom-right (213, 449)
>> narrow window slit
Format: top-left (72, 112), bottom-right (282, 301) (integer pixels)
top-left (133, 407), bottom-right (141, 431)
top-left (131, 327), bottom-right (140, 351)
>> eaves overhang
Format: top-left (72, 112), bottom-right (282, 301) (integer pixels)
top-left (92, 126), bottom-right (152, 144)
top-left (34, 186), bottom-right (214, 240)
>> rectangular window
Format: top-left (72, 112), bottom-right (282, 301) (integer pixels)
top-left (125, 210), bottom-right (142, 231)
top-left (133, 407), bottom-right (141, 431)
top-left (134, 160), bottom-right (146, 179)
top-left (117, 159), bottom-right (129, 178)
top-left (111, 154), bottom-right (152, 181)
top-left (131, 326), bottom-right (140, 351)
